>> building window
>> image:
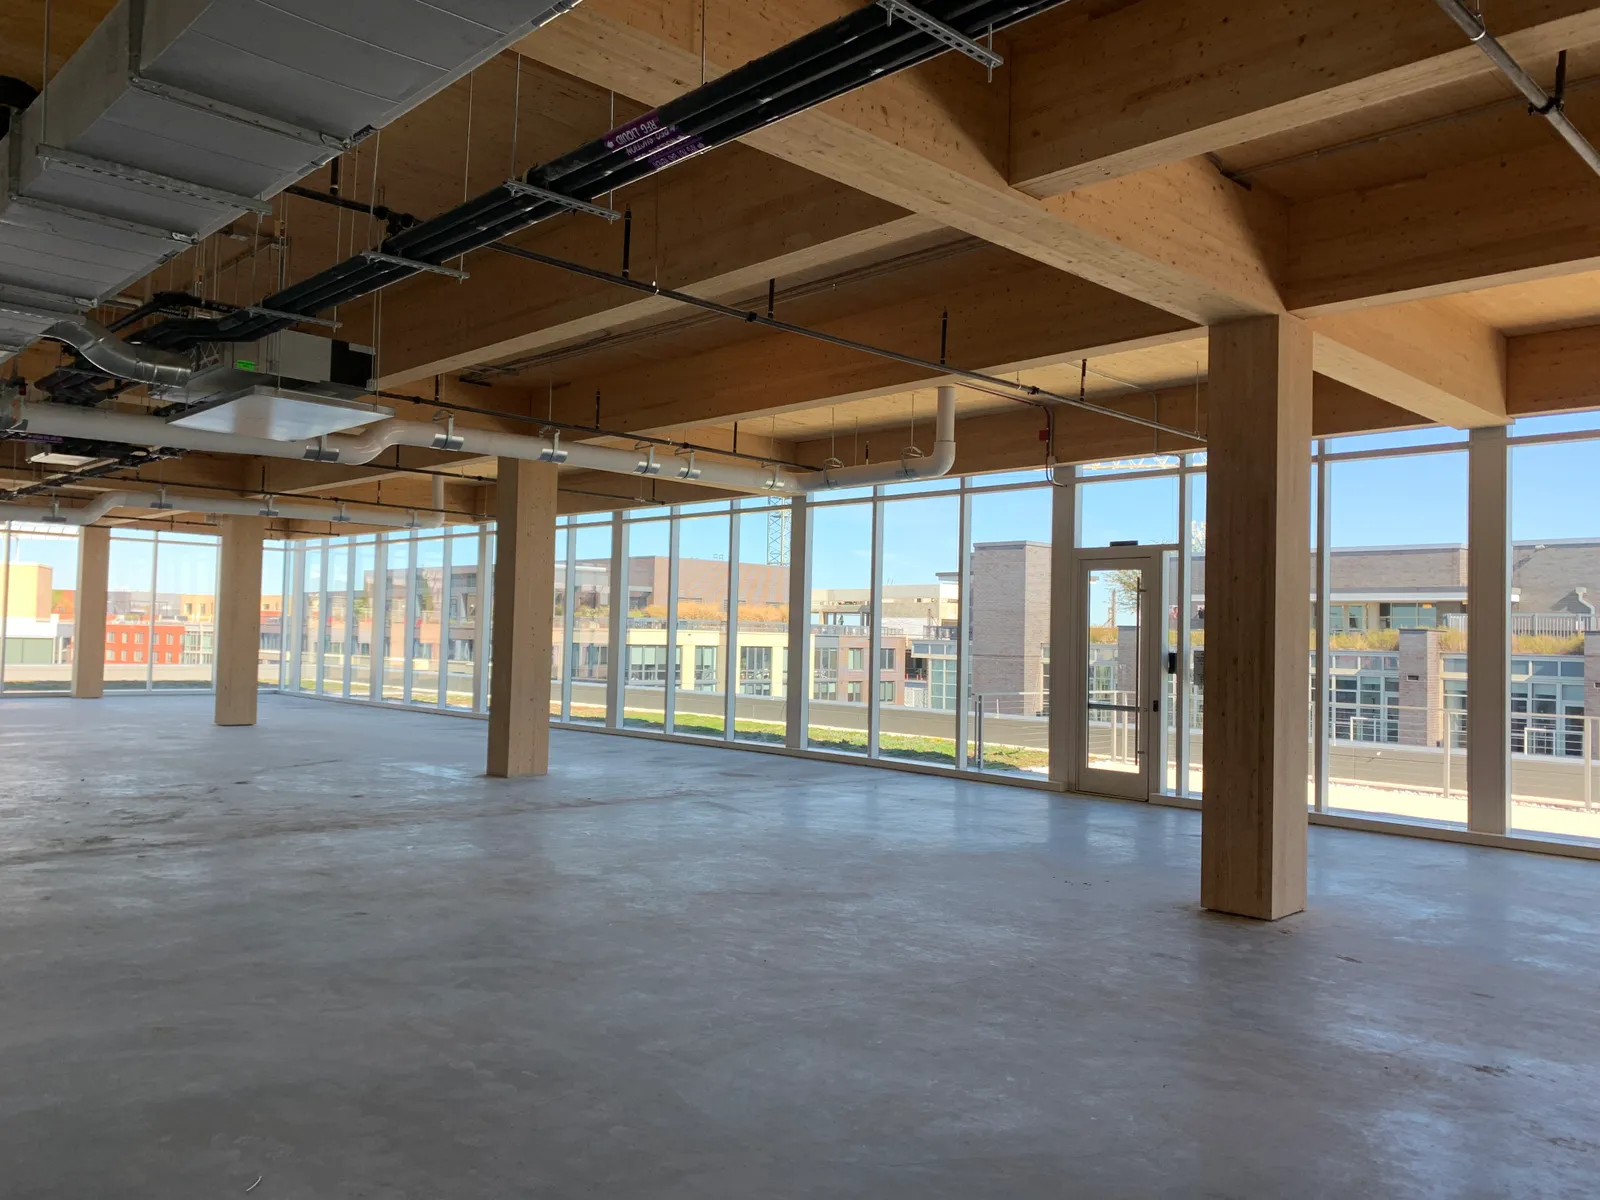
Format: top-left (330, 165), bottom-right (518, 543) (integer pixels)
top-left (1379, 602), bottom-right (1439, 630)
top-left (846, 681), bottom-right (863, 703)
top-left (627, 644), bottom-right (670, 685)
top-left (878, 647), bottom-right (895, 671)
top-left (694, 646), bottom-right (718, 690)
top-left (878, 679), bottom-right (896, 703)
top-left (848, 647), bottom-right (864, 671)
top-left (813, 681), bottom-right (837, 701)
top-left (738, 645), bottom-right (773, 696)
top-left (813, 646), bottom-right (837, 679)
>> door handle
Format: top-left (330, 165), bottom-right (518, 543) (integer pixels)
top-left (1151, 698), bottom-right (1159, 713)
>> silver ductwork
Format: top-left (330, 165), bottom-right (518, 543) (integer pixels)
top-left (42, 315), bottom-right (193, 386)
top-left (0, 488), bottom-right (444, 530)
top-left (12, 387), bottom-right (960, 498)
top-left (0, 0), bottom-right (588, 366)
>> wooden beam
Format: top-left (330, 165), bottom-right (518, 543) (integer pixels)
top-left (524, 248), bottom-right (1196, 434)
top-left (215, 517), bottom-right (266, 727)
top-left (378, 145), bottom-right (934, 383)
top-left (1288, 141), bottom-right (1600, 313)
top-left (1009, 0), bottom-right (1600, 195)
top-left (1508, 322), bottom-right (1600, 414)
top-left (71, 526), bottom-right (109, 700)
top-left (1201, 314), bottom-right (1311, 921)
top-left (519, 1), bottom-right (1280, 322)
top-left (487, 458), bottom-right (559, 778)
top-left (1308, 299), bottom-right (1507, 428)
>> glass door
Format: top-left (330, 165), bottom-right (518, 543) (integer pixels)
top-left (1077, 551), bottom-right (1162, 800)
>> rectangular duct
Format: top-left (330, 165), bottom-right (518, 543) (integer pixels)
top-left (0, 0), bottom-right (582, 363)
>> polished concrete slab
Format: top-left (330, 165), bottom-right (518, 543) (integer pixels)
top-left (2, 694), bottom-right (1598, 1198)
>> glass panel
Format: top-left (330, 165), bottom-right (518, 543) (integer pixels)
top-left (349, 540), bottom-right (376, 699)
top-left (1324, 427), bottom-right (1467, 453)
top-left (260, 542), bottom-right (286, 689)
top-left (623, 519), bottom-right (670, 731)
top-left (878, 494), bottom-right (959, 767)
top-left (551, 527), bottom-right (566, 718)
top-left (969, 488), bottom-right (1053, 776)
top-left (1, 525), bottom-right (78, 694)
top-left (444, 534), bottom-right (479, 709)
top-left (1078, 475), bottom-right (1179, 547)
top-left (1183, 472), bottom-right (1206, 799)
top-left (106, 532), bottom-right (155, 691)
top-left (297, 545), bottom-right (322, 693)
top-left (152, 532), bottom-right (218, 690)
top-left (1084, 566), bottom-right (1142, 776)
top-left (807, 502), bottom-right (872, 754)
top-left (1323, 452), bottom-right (1468, 826)
top-left (733, 500), bottom-right (790, 745)
top-left (409, 535), bottom-right (444, 704)
top-left (1509, 437), bottom-right (1600, 842)
top-left (320, 542), bottom-right (349, 697)
top-left (671, 513), bottom-right (728, 737)
top-left (1509, 411), bottom-right (1600, 439)
top-left (569, 522), bottom-right (611, 726)
top-left (380, 536), bottom-right (409, 703)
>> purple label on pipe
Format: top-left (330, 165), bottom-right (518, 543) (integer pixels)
top-left (605, 111), bottom-right (707, 171)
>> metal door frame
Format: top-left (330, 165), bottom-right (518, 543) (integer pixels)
top-left (1069, 545), bottom-right (1172, 801)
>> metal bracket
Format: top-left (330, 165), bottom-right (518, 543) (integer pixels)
top-left (431, 415), bottom-right (465, 452)
top-left (302, 442), bottom-right (342, 463)
top-left (876, 0), bottom-right (1003, 74)
top-left (34, 145), bottom-right (275, 216)
top-left (676, 449), bottom-right (701, 481)
top-left (503, 180), bottom-right (621, 222)
top-left (242, 305), bottom-right (339, 329)
top-left (128, 75), bottom-right (353, 155)
top-left (634, 445), bottom-right (662, 476)
top-left (358, 250), bottom-right (469, 280)
top-left (0, 194), bottom-right (198, 246)
top-left (536, 429), bottom-right (569, 464)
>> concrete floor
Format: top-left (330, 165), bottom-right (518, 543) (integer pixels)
top-left (2, 697), bottom-right (1599, 1199)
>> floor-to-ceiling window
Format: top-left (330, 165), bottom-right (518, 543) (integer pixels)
top-left (409, 533), bottom-right (445, 704)
top-left (568, 515), bottom-right (612, 726)
top-left (349, 537), bottom-right (376, 699)
top-left (732, 497), bottom-right (790, 746)
top-left (0, 522), bottom-right (79, 694)
top-left (878, 483), bottom-right (959, 767)
top-left (1316, 429), bottom-right (1470, 827)
top-left (261, 540), bottom-right (287, 689)
top-left (445, 529), bottom-right (480, 710)
top-left (1508, 412), bottom-right (1600, 843)
top-left (151, 532), bottom-right (218, 690)
top-left (968, 477), bottom-right (1054, 777)
top-left (671, 503), bottom-right (730, 738)
top-left (806, 492), bottom-right (872, 754)
top-left (623, 512), bottom-right (670, 731)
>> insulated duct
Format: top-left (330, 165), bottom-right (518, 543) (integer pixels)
top-left (0, 489), bottom-right (444, 529)
top-left (0, 0), bottom-right (592, 368)
top-left (11, 388), bottom-right (959, 496)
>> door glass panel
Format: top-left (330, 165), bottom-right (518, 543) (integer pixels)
top-left (1084, 565), bottom-right (1143, 777)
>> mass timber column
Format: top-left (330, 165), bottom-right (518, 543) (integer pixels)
top-left (71, 526), bottom-right (109, 699)
top-left (1466, 426), bottom-right (1512, 835)
top-left (1201, 315), bottom-right (1312, 921)
top-left (214, 517), bottom-right (266, 727)
top-left (487, 458), bottom-right (558, 778)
